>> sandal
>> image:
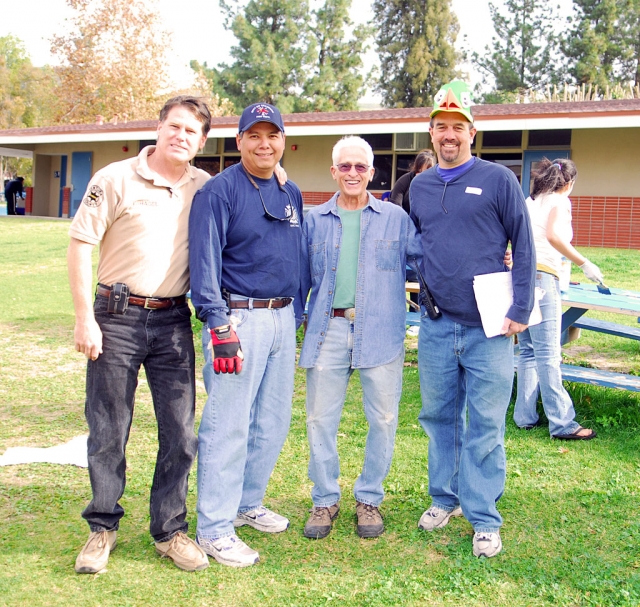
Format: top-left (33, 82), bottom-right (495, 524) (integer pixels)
top-left (552, 426), bottom-right (597, 441)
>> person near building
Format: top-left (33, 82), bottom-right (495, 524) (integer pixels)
top-left (4, 176), bottom-right (25, 215)
top-left (188, 102), bottom-right (304, 568)
top-left (409, 80), bottom-right (536, 558)
top-left (68, 96), bottom-right (212, 574)
top-left (389, 150), bottom-right (436, 214)
top-left (514, 157), bottom-right (598, 440)
top-left (299, 136), bottom-right (423, 540)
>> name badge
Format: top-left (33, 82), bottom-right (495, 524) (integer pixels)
top-left (465, 187), bottom-right (482, 195)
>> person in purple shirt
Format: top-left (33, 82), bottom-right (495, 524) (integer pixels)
top-left (409, 80), bottom-right (535, 558)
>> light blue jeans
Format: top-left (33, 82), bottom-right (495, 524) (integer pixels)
top-left (418, 314), bottom-right (514, 533)
top-left (514, 271), bottom-right (580, 436)
top-left (196, 302), bottom-right (296, 540)
top-left (306, 317), bottom-right (403, 507)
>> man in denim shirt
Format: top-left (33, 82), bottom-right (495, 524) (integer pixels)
top-left (299, 136), bottom-right (423, 539)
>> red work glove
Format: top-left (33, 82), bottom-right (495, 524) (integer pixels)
top-left (210, 325), bottom-right (244, 374)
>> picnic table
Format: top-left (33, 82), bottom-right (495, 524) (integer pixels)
top-left (405, 281), bottom-right (640, 392)
top-left (559, 283), bottom-right (640, 392)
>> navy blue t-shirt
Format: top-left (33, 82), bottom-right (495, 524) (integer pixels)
top-left (189, 162), bottom-right (304, 329)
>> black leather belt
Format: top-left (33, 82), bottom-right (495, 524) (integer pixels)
top-left (228, 297), bottom-right (293, 309)
top-left (96, 284), bottom-right (186, 309)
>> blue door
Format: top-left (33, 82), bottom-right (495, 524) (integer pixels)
top-left (58, 155), bottom-right (68, 217)
top-left (70, 152), bottom-right (93, 217)
top-left (522, 150), bottom-right (570, 197)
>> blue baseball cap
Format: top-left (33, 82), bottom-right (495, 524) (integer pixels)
top-left (238, 103), bottom-right (285, 134)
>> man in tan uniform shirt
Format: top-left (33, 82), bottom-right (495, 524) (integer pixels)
top-left (68, 96), bottom-right (211, 573)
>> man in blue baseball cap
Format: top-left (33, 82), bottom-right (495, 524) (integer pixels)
top-left (189, 102), bottom-right (304, 568)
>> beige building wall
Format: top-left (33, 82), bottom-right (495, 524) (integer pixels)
top-left (283, 135), bottom-right (343, 191)
top-left (32, 141), bottom-right (137, 184)
top-left (571, 128), bottom-right (640, 197)
top-left (32, 155), bottom-right (51, 216)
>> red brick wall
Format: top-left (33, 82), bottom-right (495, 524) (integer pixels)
top-left (572, 196), bottom-right (640, 249)
top-left (61, 187), bottom-right (71, 218)
top-left (25, 187), bottom-right (33, 215)
top-left (302, 192), bottom-right (640, 250)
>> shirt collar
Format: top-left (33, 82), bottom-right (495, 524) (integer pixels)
top-left (321, 191), bottom-right (382, 215)
top-left (135, 145), bottom-right (198, 187)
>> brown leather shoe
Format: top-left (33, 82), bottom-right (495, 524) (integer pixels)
top-left (155, 532), bottom-right (209, 571)
top-left (75, 530), bottom-right (117, 574)
top-left (356, 502), bottom-right (384, 538)
top-left (303, 504), bottom-right (340, 539)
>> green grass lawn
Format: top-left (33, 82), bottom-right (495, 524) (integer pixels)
top-left (1, 217), bottom-right (639, 606)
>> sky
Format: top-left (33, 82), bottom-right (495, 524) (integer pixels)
top-left (0, 0), bottom-right (572, 101)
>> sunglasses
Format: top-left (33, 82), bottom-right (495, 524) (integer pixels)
top-left (240, 163), bottom-right (294, 222)
top-left (336, 163), bottom-right (370, 174)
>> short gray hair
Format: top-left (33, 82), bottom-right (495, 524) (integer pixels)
top-left (332, 136), bottom-right (374, 167)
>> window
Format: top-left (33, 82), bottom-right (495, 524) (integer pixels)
top-left (194, 158), bottom-right (220, 176)
top-left (528, 129), bottom-right (571, 147)
top-left (369, 155), bottom-right (393, 190)
top-left (395, 154), bottom-right (416, 180)
top-left (481, 153), bottom-right (523, 182)
top-left (481, 131), bottom-right (523, 148)
top-left (224, 138), bottom-right (238, 153)
top-left (361, 133), bottom-right (393, 150)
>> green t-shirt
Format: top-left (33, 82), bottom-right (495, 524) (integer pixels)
top-left (332, 207), bottom-right (362, 309)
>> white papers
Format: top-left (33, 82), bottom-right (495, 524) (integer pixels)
top-left (473, 272), bottom-right (543, 338)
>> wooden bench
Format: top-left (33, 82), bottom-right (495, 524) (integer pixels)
top-left (560, 364), bottom-right (640, 392)
top-left (405, 311), bottom-right (640, 392)
top-left (571, 317), bottom-right (640, 341)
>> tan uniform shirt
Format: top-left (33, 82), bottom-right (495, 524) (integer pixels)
top-left (69, 146), bottom-right (210, 297)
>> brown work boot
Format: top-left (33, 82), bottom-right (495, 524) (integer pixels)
top-left (75, 530), bottom-right (117, 574)
top-left (303, 504), bottom-right (340, 539)
top-left (155, 532), bottom-right (209, 571)
top-left (356, 502), bottom-right (384, 538)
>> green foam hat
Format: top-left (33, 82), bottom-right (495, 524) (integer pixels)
top-left (430, 80), bottom-right (474, 123)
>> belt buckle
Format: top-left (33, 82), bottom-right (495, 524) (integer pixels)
top-left (267, 298), bottom-right (275, 309)
top-left (144, 297), bottom-right (155, 309)
top-left (345, 307), bottom-right (356, 321)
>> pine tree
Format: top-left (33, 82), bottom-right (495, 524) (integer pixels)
top-left (472, 0), bottom-right (560, 102)
top-left (216, 0), bottom-right (313, 113)
top-left (563, 0), bottom-right (622, 88)
top-left (372, 0), bottom-right (459, 108)
top-left (613, 0), bottom-right (640, 86)
top-left (298, 0), bottom-right (372, 112)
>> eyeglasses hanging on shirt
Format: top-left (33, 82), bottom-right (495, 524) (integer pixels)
top-left (240, 162), bottom-right (295, 222)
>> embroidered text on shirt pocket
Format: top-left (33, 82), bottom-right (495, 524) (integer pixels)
top-left (309, 242), bottom-right (326, 277)
top-left (375, 240), bottom-right (400, 271)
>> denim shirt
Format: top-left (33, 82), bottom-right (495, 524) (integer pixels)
top-left (299, 192), bottom-right (423, 369)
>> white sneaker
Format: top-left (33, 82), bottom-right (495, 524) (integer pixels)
top-left (418, 505), bottom-right (463, 531)
top-left (473, 531), bottom-right (502, 558)
top-left (233, 506), bottom-right (289, 533)
top-left (197, 534), bottom-right (259, 568)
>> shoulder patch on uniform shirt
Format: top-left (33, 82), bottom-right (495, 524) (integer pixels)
top-left (83, 185), bottom-right (104, 207)
top-left (465, 186), bottom-right (482, 195)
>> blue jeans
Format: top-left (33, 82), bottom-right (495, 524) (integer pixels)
top-left (196, 302), bottom-right (296, 540)
top-left (418, 314), bottom-right (514, 533)
top-left (306, 317), bottom-right (403, 507)
top-left (514, 271), bottom-right (580, 436)
top-left (82, 295), bottom-right (197, 542)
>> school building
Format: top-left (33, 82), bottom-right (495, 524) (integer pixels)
top-left (0, 98), bottom-right (638, 248)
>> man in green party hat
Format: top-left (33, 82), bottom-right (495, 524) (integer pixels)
top-left (409, 80), bottom-right (536, 558)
